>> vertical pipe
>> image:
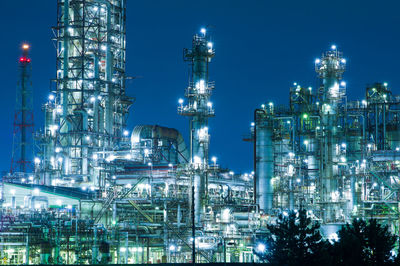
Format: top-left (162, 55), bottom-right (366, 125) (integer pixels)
top-left (383, 102), bottom-right (386, 150)
top-left (25, 233), bottom-right (29, 265)
top-left (256, 112), bottom-right (274, 212)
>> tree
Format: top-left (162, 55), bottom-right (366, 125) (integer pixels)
top-left (255, 209), bottom-right (332, 266)
top-left (334, 218), bottom-right (397, 266)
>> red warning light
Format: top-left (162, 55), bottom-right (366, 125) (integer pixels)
top-left (19, 57), bottom-right (31, 63)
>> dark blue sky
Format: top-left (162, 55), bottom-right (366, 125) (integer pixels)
top-left (1, 0), bottom-right (400, 174)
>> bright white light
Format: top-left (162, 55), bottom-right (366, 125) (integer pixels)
top-left (125, 154), bottom-right (132, 160)
top-left (10, 189), bottom-right (16, 196)
top-left (123, 130), bottom-right (129, 136)
top-left (101, 45), bottom-right (107, 51)
top-left (106, 155), bottom-right (116, 162)
top-left (251, 122), bottom-right (255, 127)
top-left (200, 28), bottom-right (206, 34)
top-left (178, 98), bottom-right (184, 104)
top-left (28, 176), bottom-right (34, 181)
top-left (34, 158), bottom-right (41, 164)
top-left (90, 97), bottom-right (95, 103)
top-left (57, 157), bottom-right (63, 163)
top-left (48, 94), bottom-right (55, 101)
top-left (168, 163), bottom-right (173, 167)
top-left (315, 59), bottom-right (320, 64)
top-left (85, 136), bottom-right (90, 141)
top-left (90, 186), bottom-right (95, 191)
top-left (384, 82), bottom-right (388, 87)
top-left (340, 81), bottom-right (346, 87)
top-left (207, 42), bottom-right (213, 48)
top-left (340, 156), bottom-right (347, 163)
top-left (148, 162), bottom-right (152, 167)
top-left (331, 44), bottom-right (337, 50)
top-left (304, 140), bottom-right (309, 145)
top-left (169, 245), bottom-right (176, 251)
top-left (207, 101), bottom-right (212, 107)
top-left (328, 233), bottom-right (339, 243)
top-left (56, 200), bottom-right (62, 206)
top-left (296, 178), bottom-right (301, 183)
top-left (341, 58), bottom-right (346, 63)
top-left (229, 171), bottom-right (234, 175)
top-left (92, 154), bottom-right (98, 160)
top-left (35, 204), bottom-right (41, 209)
top-left (33, 188), bottom-right (40, 196)
top-left (211, 156), bottom-right (217, 164)
top-left (341, 143), bottom-right (346, 148)
top-left (66, 205), bottom-right (72, 210)
top-left (82, 186), bottom-right (87, 191)
top-left (125, 184), bottom-right (132, 189)
top-left (112, 175), bottom-right (116, 180)
top-left (282, 211), bottom-right (288, 217)
top-left (256, 243), bottom-right (266, 253)
top-left (93, 6), bottom-right (98, 12)
top-left (55, 147), bottom-right (61, 153)
top-left (193, 156), bottom-right (202, 165)
top-left (288, 152), bottom-right (295, 158)
top-left (120, 247), bottom-right (127, 252)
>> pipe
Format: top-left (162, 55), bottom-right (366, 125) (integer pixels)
top-left (254, 109), bottom-right (274, 212)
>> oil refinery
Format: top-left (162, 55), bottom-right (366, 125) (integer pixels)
top-left (0, 0), bottom-right (399, 265)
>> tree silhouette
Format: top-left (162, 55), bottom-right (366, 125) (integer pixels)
top-left (255, 209), bottom-right (331, 266)
top-left (334, 218), bottom-right (397, 265)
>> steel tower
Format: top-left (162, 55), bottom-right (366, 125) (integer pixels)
top-left (37, 0), bottom-right (132, 186)
top-left (10, 44), bottom-right (34, 174)
top-left (315, 45), bottom-right (346, 222)
top-left (178, 28), bottom-right (215, 225)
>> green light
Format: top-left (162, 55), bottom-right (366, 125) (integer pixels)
top-left (112, 220), bottom-right (116, 225)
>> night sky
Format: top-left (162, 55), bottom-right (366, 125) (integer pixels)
top-left (1, 0), bottom-right (400, 174)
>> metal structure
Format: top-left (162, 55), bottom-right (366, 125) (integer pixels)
top-left (2, 1), bottom-right (400, 264)
top-left (178, 28), bottom-right (215, 225)
top-left (10, 44), bottom-right (34, 175)
top-left (34, 0), bottom-right (132, 187)
top-left (253, 45), bottom-right (400, 236)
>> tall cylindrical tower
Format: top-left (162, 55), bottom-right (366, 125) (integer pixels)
top-left (38, 0), bottom-right (132, 186)
top-left (178, 28), bottom-right (215, 225)
top-left (315, 46), bottom-right (346, 222)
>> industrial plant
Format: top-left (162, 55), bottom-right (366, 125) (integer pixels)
top-left (0, 0), bottom-right (399, 265)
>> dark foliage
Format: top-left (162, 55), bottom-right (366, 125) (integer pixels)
top-left (254, 211), bottom-right (399, 266)
top-left (334, 218), bottom-right (397, 266)
top-left (255, 209), bottom-right (331, 266)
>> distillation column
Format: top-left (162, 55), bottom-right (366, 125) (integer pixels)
top-left (39, 0), bottom-right (131, 186)
top-left (179, 28), bottom-right (215, 225)
top-left (315, 46), bottom-right (346, 222)
top-left (255, 109), bottom-right (274, 212)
